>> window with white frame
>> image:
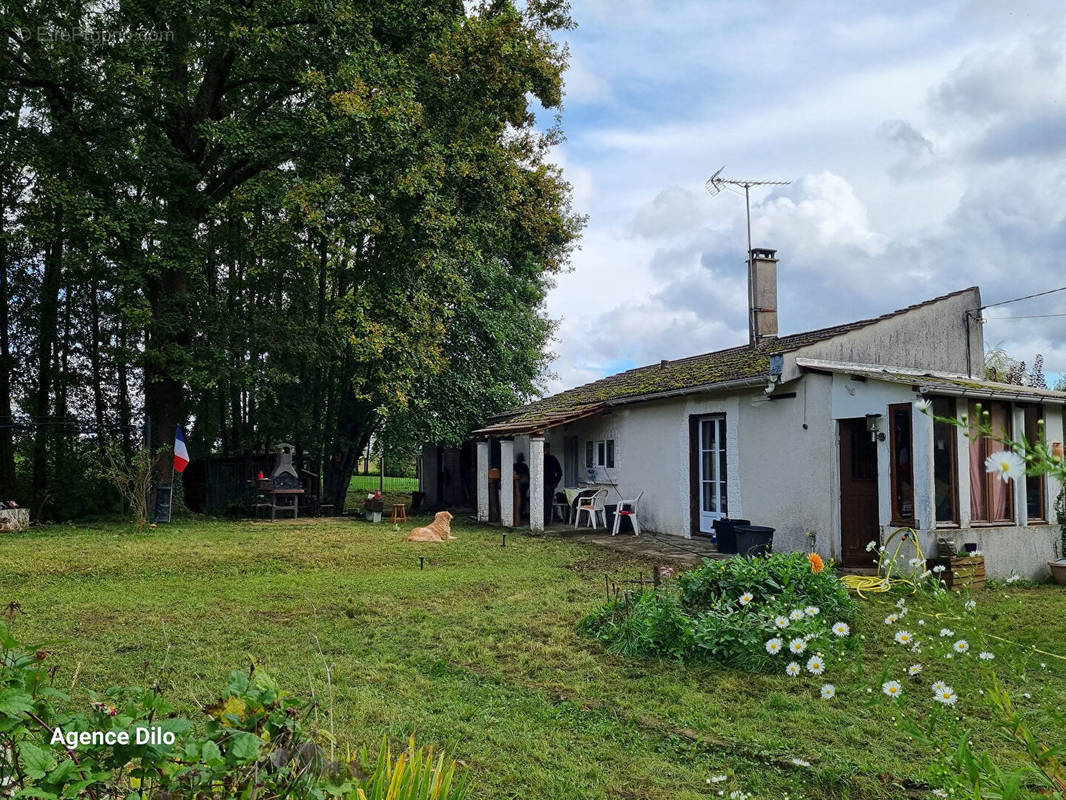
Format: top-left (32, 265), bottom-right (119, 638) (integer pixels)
top-left (585, 439), bottom-right (615, 469)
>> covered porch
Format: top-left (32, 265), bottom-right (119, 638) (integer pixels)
top-left (471, 402), bottom-right (611, 534)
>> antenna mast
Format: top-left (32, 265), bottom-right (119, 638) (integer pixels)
top-left (706, 168), bottom-right (791, 343)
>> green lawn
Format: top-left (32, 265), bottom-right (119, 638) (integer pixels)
top-left (348, 474), bottom-right (419, 494)
top-left (2, 517), bottom-right (1064, 799)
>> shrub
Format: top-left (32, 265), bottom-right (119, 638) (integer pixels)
top-left (677, 553), bottom-right (856, 623)
top-left (580, 553), bottom-right (858, 672)
top-left (0, 622), bottom-right (468, 799)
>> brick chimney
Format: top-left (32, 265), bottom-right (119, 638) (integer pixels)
top-left (749, 248), bottom-right (778, 343)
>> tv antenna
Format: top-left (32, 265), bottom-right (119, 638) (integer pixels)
top-left (705, 168), bottom-right (792, 343)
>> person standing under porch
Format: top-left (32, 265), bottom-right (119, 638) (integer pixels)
top-left (544, 445), bottom-right (563, 522)
top-left (514, 452), bottom-right (530, 519)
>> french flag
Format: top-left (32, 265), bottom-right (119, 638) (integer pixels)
top-left (173, 425), bottom-right (190, 474)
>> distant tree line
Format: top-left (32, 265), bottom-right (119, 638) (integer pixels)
top-left (0, 0), bottom-right (581, 518)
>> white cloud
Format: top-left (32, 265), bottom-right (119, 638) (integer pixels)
top-left (537, 0), bottom-right (1066, 397)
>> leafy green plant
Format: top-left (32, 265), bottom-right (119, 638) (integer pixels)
top-left (0, 620), bottom-right (467, 798)
top-left (580, 554), bottom-right (857, 672)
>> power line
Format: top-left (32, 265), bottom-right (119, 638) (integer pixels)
top-left (980, 286), bottom-right (1066, 310)
top-left (984, 313), bottom-right (1066, 321)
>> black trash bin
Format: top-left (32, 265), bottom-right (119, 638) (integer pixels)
top-left (712, 517), bottom-right (750, 554)
top-left (603, 504), bottom-right (634, 533)
top-left (733, 525), bottom-right (775, 557)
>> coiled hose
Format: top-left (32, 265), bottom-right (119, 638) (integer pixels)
top-left (840, 527), bottom-right (925, 598)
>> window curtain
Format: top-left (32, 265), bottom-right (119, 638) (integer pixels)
top-left (988, 403), bottom-right (1010, 520)
top-left (968, 404), bottom-right (985, 520)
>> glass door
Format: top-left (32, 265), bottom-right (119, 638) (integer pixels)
top-left (698, 416), bottom-right (727, 533)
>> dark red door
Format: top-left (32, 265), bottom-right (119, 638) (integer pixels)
top-left (839, 418), bottom-right (879, 567)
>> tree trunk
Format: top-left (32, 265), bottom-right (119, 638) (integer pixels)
top-left (116, 314), bottom-right (132, 457)
top-left (0, 176), bottom-right (14, 490)
top-left (32, 213), bottom-right (63, 516)
top-left (88, 278), bottom-right (106, 453)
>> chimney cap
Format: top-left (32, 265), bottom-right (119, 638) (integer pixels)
top-left (750, 247), bottom-right (777, 260)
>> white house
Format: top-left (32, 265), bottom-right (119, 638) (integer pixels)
top-left (469, 249), bottom-right (1065, 579)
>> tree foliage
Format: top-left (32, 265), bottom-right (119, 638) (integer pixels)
top-left (0, 0), bottom-right (582, 514)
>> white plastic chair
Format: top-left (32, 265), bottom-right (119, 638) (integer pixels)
top-left (612, 491), bottom-right (644, 536)
top-left (574, 489), bottom-right (608, 529)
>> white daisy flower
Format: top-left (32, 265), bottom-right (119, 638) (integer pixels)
top-left (918, 619), bottom-right (925, 625)
top-left (785, 661), bottom-right (801, 677)
top-left (739, 592), bottom-right (754, 605)
top-left (806, 654), bottom-right (826, 675)
top-left (882, 680), bottom-right (902, 698)
top-left (805, 605), bottom-right (820, 617)
top-left (932, 565), bottom-right (946, 574)
top-left (934, 687), bottom-right (958, 706)
top-left (709, 775), bottom-right (727, 783)
top-left (831, 622), bottom-right (850, 637)
top-left (896, 598), bottom-right (908, 609)
top-left (884, 614), bottom-right (898, 625)
top-left (953, 640), bottom-right (969, 653)
top-left (775, 616), bottom-right (790, 628)
top-left (820, 684), bottom-right (836, 700)
top-left (931, 680), bottom-right (947, 693)
top-left (939, 628), bottom-right (954, 638)
top-left (790, 609), bottom-right (805, 621)
top-left (765, 637), bottom-right (784, 655)
top-left (789, 638), bottom-right (807, 654)
top-left (908, 664), bottom-right (922, 676)
top-left (985, 450), bottom-right (1024, 483)
top-left (894, 630), bottom-right (913, 645)
top-left (866, 540), bottom-right (878, 552)
top-left (908, 558), bottom-right (924, 568)
top-left (914, 398), bottom-right (932, 414)
top-left (964, 599), bottom-right (976, 611)
top-left (978, 651), bottom-right (994, 660)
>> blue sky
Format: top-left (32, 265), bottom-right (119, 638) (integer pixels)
top-left (540, 0), bottom-right (1066, 393)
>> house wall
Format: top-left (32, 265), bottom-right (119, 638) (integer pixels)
top-left (540, 370), bottom-right (1062, 580)
top-left (827, 374), bottom-right (1065, 580)
top-left (545, 396), bottom-right (742, 535)
top-left (784, 288), bottom-right (984, 380)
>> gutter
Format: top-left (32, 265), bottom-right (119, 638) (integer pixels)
top-left (918, 386), bottom-right (1066, 406)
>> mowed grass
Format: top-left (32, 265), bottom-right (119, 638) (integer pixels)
top-left (2, 517), bottom-right (1065, 799)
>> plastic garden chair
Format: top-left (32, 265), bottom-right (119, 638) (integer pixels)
top-left (574, 488), bottom-right (608, 529)
top-left (612, 491), bottom-right (643, 536)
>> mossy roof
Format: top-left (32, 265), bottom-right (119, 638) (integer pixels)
top-left (475, 288), bottom-right (981, 437)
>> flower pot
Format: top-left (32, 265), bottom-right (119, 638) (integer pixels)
top-left (1049, 559), bottom-right (1066, 585)
top-left (365, 511), bottom-right (382, 523)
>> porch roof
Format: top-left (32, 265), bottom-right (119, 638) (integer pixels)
top-left (796, 358), bottom-right (1066, 405)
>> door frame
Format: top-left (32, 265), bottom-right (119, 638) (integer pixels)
top-left (689, 414), bottom-right (727, 536)
top-left (838, 417), bottom-right (881, 567)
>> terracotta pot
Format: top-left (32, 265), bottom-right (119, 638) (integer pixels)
top-left (1049, 560), bottom-right (1066, 586)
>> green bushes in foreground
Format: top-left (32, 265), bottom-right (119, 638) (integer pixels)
top-left (0, 622), bottom-right (467, 799)
top-left (579, 553), bottom-right (859, 672)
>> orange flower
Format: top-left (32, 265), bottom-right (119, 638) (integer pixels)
top-left (807, 552), bottom-right (825, 573)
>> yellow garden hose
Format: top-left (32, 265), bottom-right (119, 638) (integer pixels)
top-left (840, 527), bottom-right (925, 598)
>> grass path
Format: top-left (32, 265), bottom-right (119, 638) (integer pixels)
top-left (2, 517), bottom-right (1064, 799)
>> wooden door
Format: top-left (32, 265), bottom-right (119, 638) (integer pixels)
top-left (839, 418), bottom-right (879, 567)
top-left (563, 436), bottom-right (578, 486)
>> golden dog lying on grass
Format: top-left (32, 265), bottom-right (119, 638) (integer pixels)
top-left (406, 510), bottom-right (455, 542)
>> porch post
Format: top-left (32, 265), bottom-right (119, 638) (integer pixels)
top-left (500, 438), bottom-right (515, 527)
top-left (476, 440), bottom-right (489, 522)
top-left (913, 401), bottom-right (935, 531)
top-left (1012, 406), bottom-right (1028, 526)
top-left (529, 434), bottom-right (545, 532)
